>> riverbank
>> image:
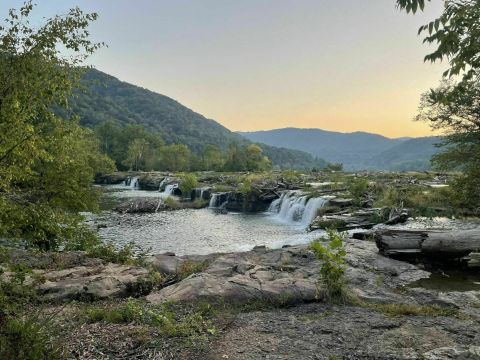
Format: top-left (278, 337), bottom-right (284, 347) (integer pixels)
top-left (1, 237), bottom-right (479, 359)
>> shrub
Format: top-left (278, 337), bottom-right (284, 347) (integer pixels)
top-left (179, 173), bottom-right (198, 198)
top-left (0, 261), bottom-right (63, 360)
top-left (348, 178), bottom-right (370, 204)
top-left (310, 230), bottom-right (348, 302)
top-left (178, 260), bottom-right (208, 280)
top-left (86, 241), bottom-right (137, 265)
top-left (164, 196), bottom-right (180, 210)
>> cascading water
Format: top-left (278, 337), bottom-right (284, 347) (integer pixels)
top-left (158, 177), bottom-right (169, 192)
top-left (209, 194), bottom-right (219, 208)
top-left (128, 177), bottom-right (139, 189)
top-left (164, 184), bottom-right (177, 195)
top-left (269, 191), bottom-right (327, 228)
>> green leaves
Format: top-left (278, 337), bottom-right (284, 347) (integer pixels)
top-left (0, 2), bottom-right (109, 250)
top-left (401, 0), bottom-right (480, 82)
top-left (310, 229), bottom-right (348, 301)
top-left (397, 0), bottom-right (429, 14)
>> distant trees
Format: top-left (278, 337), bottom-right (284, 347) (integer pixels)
top-left (94, 122), bottom-right (273, 172)
top-left (399, 0), bottom-right (480, 211)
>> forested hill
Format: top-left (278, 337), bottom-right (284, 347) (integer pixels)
top-left (240, 128), bottom-right (441, 171)
top-left (65, 69), bottom-right (327, 169)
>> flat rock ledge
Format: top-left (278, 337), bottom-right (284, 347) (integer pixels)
top-left (146, 240), bottom-right (432, 306)
top-left (36, 263), bottom-right (150, 301)
top-left (147, 246), bottom-right (321, 305)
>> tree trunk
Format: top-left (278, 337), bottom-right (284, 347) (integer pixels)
top-left (374, 229), bottom-right (480, 260)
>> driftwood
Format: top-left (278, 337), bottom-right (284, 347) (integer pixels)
top-left (374, 229), bottom-right (480, 260)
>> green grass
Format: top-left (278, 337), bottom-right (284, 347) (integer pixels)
top-left (178, 260), bottom-right (208, 280)
top-left (83, 299), bottom-right (217, 338)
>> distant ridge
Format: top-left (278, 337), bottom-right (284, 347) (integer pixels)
top-left (61, 69), bottom-right (328, 170)
top-left (239, 128), bottom-right (441, 171)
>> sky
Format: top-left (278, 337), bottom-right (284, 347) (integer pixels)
top-left (2, 0), bottom-right (446, 138)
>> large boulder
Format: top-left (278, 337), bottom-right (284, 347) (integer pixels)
top-left (146, 246), bottom-right (321, 305)
top-left (36, 263), bottom-right (151, 301)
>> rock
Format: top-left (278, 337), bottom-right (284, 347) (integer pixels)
top-left (190, 187), bottom-right (212, 201)
top-left (36, 263), bottom-right (150, 301)
top-left (95, 172), bottom-right (129, 185)
top-left (423, 346), bottom-right (480, 359)
top-left (114, 198), bottom-right (168, 213)
top-left (146, 246), bottom-right (322, 305)
top-left (146, 254), bottom-right (187, 276)
top-left (329, 198), bottom-right (353, 208)
top-left (138, 173), bottom-right (167, 190)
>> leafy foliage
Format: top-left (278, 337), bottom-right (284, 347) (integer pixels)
top-left (179, 173), bottom-right (198, 198)
top-left (0, 260), bottom-right (63, 359)
top-left (0, 2), bottom-right (113, 250)
top-left (398, 0), bottom-right (479, 80)
top-left (310, 230), bottom-right (348, 302)
top-left (400, 0), bottom-right (480, 212)
top-left (416, 80), bottom-right (480, 210)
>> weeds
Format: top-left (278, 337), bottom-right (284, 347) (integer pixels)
top-left (310, 230), bottom-right (348, 303)
top-left (178, 260), bottom-right (208, 280)
top-left (84, 299), bottom-right (216, 338)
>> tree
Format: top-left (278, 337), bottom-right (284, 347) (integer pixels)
top-left (397, 0), bottom-right (480, 81)
top-left (417, 80), bottom-right (480, 209)
top-left (202, 144), bottom-right (225, 171)
top-left (123, 138), bottom-right (148, 171)
top-left (0, 2), bottom-right (112, 249)
top-left (159, 144), bottom-right (191, 171)
top-left (223, 142), bottom-right (247, 171)
top-left (245, 144), bottom-right (272, 171)
top-left (399, 0), bottom-right (480, 211)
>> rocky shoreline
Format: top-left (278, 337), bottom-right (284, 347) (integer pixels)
top-left (3, 236), bottom-right (479, 359)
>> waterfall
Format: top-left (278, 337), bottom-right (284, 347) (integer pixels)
top-left (164, 184), bottom-right (177, 195)
top-left (269, 191), bottom-right (327, 227)
top-left (128, 177), bottom-right (139, 189)
top-left (158, 177), bottom-right (169, 192)
top-left (209, 192), bottom-right (228, 208)
top-left (301, 197), bottom-right (328, 226)
top-left (209, 193), bottom-right (219, 208)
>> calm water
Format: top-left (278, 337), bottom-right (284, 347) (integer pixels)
top-left (86, 185), bottom-right (325, 256)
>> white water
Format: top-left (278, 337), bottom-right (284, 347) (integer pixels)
top-left (269, 191), bottom-right (327, 228)
top-left (158, 177), bottom-right (169, 192)
top-left (128, 177), bottom-right (139, 189)
top-left (163, 184), bottom-right (178, 195)
top-left (209, 194), bottom-right (218, 208)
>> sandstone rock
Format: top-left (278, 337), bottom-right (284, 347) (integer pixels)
top-left (37, 263), bottom-right (150, 301)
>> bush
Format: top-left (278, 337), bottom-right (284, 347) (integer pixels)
top-left (348, 178), bottom-right (370, 204)
top-left (0, 317), bottom-right (64, 360)
top-left (163, 196), bottom-right (180, 210)
top-left (179, 173), bottom-right (198, 198)
top-left (310, 230), bottom-right (348, 302)
top-left (86, 241), bottom-right (137, 265)
top-left (0, 261), bottom-right (63, 360)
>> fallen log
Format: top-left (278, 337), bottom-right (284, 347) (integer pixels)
top-left (374, 229), bottom-right (480, 260)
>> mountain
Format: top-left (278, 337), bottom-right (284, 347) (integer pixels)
top-left (239, 128), bottom-right (441, 171)
top-left (366, 136), bottom-right (442, 171)
top-left (63, 69), bottom-right (328, 170)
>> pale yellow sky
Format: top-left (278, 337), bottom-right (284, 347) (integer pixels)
top-left (4, 0), bottom-right (447, 138)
